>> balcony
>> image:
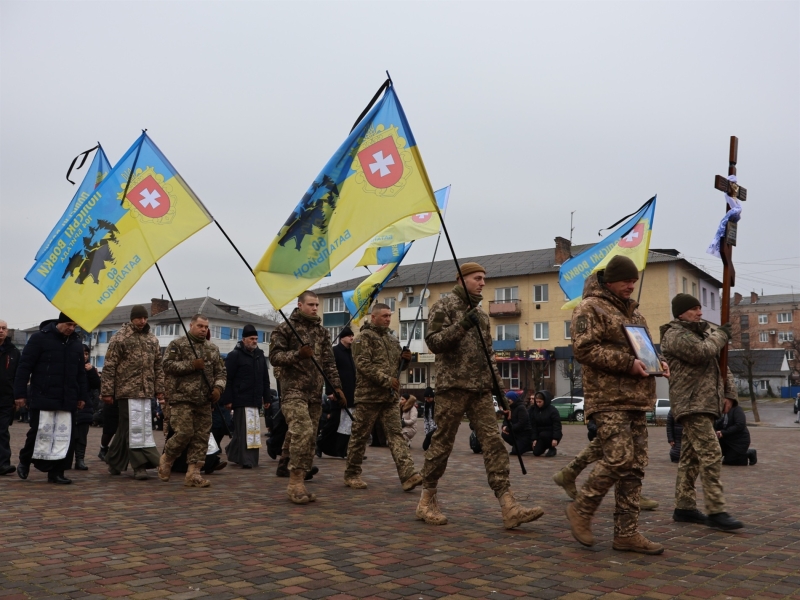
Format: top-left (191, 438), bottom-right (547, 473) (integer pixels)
top-left (493, 339), bottom-right (519, 351)
top-left (489, 299), bottom-right (521, 317)
top-left (399, 306), bottom-right (428, 321)
top-left (322, 312), bottom-right (350, 327)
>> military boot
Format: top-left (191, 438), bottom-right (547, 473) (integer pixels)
top-left (499, 491), bottom-right (544, 529)
top-left (287, 469), bottom-right (313, 504)
top-left (707, 512), bottom-right (744, 531)
top-left (185, 462), bottom-right (211, 488)
top-left (158, 453), bottom-right (176, 482)
top-left (276, 456), bottom-right (290, 477)
top-left (565, 503), bottom-right (594, 546)
top-left (416, 488), bottom-right (448, 525)
top-left (552, 467), bottom-right (579, 500)
top-left (673, 508), bottom-right (706, 523)
top-left (639, 496), bottom-right (659, 511)
top-left (612, 532), bottom-right (664, 555)
top-left (344, 476), bottom-right (368, 489)
top-left (133, 467), bottom-right (149, 481)
top-left (402, 472), bottom-right (423, 492)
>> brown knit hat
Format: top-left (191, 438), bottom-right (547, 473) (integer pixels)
top-left (602, 256), bottom-right (639, 283)
top-left (130, 305), bottom-right (149, 320)
top-left (458, 262), bottom-right (486, 278)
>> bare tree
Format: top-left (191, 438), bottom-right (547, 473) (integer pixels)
top-left (727, 317), bottom-right (761, 423)
top-left (559, 357), bottom-right (583, 396)
top-left (259, 307), bottom-right (283, 323)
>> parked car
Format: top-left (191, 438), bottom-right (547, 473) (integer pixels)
top-left (550, 396), bottom-right (585, 422)
top-left (646, 398), bottom-right (671, 422)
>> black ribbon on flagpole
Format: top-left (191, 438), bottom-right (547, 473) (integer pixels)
top-left (596, 196), bottom-right (656, 238)
top-left (65, 144), bottom-right (99, 184)
top-left (350, 78), bottom-right (391, 133)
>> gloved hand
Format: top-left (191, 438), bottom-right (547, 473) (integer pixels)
top-left (400, 348), bottom-right (413, 362)
top-left (335, 388), bottom-right (348, 408)
top-left (459, 308), bottom-right (480, 330)
top-left (192, 358), bottom-right (205, 371)
top-left (718, 323), bottom-right (732, 340)
top-left (390, 378), bottom-right (400, 391)
top-left (210, 386), bottom-right (222, 403)
top-left (101, 395), bottom-right (114, 405)
top-left (298, 345), bottom-right (314, 359)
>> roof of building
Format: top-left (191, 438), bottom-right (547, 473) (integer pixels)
top-left (728, 348), bottom-right (789, 376)
top-left (733, 294), bottom-right (800, 307)
top-left (313, 247), bottom-right (721, 295)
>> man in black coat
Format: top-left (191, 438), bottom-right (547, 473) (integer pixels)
top-left (223, 324), bottom-right (270, 468)
top-left (500, 391), bottom-right (532, 455)
top-left (319, 326), bottom-right (356, 458)
top-left (528, 390), bottom-right (562, 457)
top-left (14, 313), bottom-right (88, 484)
top-left (715, 398), bottom-right (756, 466)
top-left (0, 320), bottom-right (21, 475)
top-left (65, 344), bottom-right (100, 471)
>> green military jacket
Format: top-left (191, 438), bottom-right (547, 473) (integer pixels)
top-left (100, 322), bottom-right (165, 399)
top-left (660, 319), bottom-right (736, 421)
top-left (163, 334), bottom-right (226, 405)
top-left (352, 321), bottom-right (402, 404)
top-left (571, 274), bottom-right (658, 417)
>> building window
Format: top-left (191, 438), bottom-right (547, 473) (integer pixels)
top-left (533, 284), bottom-right (549, 303)
top-left (534, 322), bottom-right (549, 340)
top-left (407, 295), bottom-right (427, 308)
top-left (495, 287), bottom-right (519, 301)
top-left (400, 322), bottom-right (425, 341)
top-left (499, 362), bottom-right (520, 389)
top-left (778, 312), bottom-right (793, 323)
top-left (408, 367), bottom-right (427, 384)
top-left (495, 324), bottom-right (520, 341)
top-left (564, 321), bottom-right (572, 339)
top-left (383, 297), bottom-right (396, 312)
top-left (758, 380), bottom-right (768, 391)
top-left (692, 282), bottom-right (697, 297)
top-left (325, 297), bottom-right (345, 313)
top-left (682, 278), bottom-right (687, 293)
top-left (740, 314), bottom-right (749, 329)
top-left (155, 324), bottom-right (178, 336)
top-left (787, 350), bottom-right (796, 361)
top-left (741, 333), bottom-right (750, 347)
top-left (759, 332), bottom-right (768, 343)
top-left (710, 292), bottom-right (715, 310)
top-left (778, 331), bottom-right (794, 343)
top-left (702, 288), bottom-right (707, 307)
top-left (758, 314), bottom-right (768, 325)
top-left (326, 326), bottom-right (342, 343)
top-left (210, 326), bottom-right (222, 339)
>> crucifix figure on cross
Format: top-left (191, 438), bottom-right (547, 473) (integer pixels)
top-left (715, 136), bottom-right (747, 376)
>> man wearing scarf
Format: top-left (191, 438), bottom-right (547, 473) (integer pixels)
top-left (269, 291), bottom-right (345, 504)
top-left (158, 314), bottom-right (226, 488)
top-left (417, 263), bottom-right (544, 529)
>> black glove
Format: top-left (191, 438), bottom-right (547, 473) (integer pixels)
top-left (400, 349), bottom-right (413, 362)
top-left (298, 345), bottom-right (314, 359)
top-left (459, 308), bottom-right (480, 331)
top-left (718, 323), bottom-right (732, 340)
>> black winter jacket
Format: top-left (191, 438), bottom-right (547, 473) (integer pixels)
top-left (0, 337), bottom-right (21, 406)
top-left (222, 342), bottom-right (270, 409)
top-left (528, 390), bottom-right (563, 442)
top-left (14, 320), bottom-right (88, 412)
top-left (77, 359), bottom-right (101, 425)
top-left (326, 342), bottom-right (356, 407)
top-left (714, 405), bottom-right (750, 456)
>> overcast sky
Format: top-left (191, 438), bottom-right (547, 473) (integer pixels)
top-left (2, 1), bottom-right (798, 329)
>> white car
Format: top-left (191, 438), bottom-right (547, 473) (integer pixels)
top-left (550, 396), bottom-right (585, 422)
top-left (647, 398), bottom-right (671, 421)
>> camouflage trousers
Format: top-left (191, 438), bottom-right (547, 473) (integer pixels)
top-left (345, 402), bottom-right (416, 483)
top-left (281, 396), bottom-right (322, 472)
top-left (566, 437), bottom-right (603, 477)
top-left (574, 411), bottom-right (648, 537)
top-left (421, 389), bottom-right (510, 498)
top-left (163, 402), bottom-right (212, 464)
top-left (675, 413), bottom-right (725, 513)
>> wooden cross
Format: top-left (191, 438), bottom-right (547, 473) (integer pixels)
top-left (716, 136), bottom-right (747, 375)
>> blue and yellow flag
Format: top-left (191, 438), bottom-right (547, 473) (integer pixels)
top-left (343, 244), bottom-right (411, 325)
top-left (26, 132), bottom-right (213, 331)
top-left (254, 84), bottom-right (438, 308)
top-left (36, 146), bottom-right (113, 261)
top-left (559, 196), bottom-right (657, 310)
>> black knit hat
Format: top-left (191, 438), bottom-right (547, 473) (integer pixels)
top-left (242, 324), bottom-right (258, 339)
top-left (672, 293), bottom-right (701, 318)
top-left (130, 305), bottom-right (149, 320)
top-left (57, 312), bottom-right (74, 324)
top-left (602, 256), bottom-right (639, 283)
top-left (340, 326), bottom-right (354, 338)
top-left (424, 387), bottom-right (435, 398)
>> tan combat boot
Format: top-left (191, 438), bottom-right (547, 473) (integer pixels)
top-left (184, 462), bottom-right (211, 488)
top-left (416, 488), bottom-right (448, 525)
top-left (499, 491), bottom-right (544, 529)
top-left (565, 503), bottom-right (594, 547)
top-left (402, 472), bottom-right (423, 492)
top-left (612, 532), bottom-right (664, 555)
top-left (287, 469), bottom-right (313, 504)
top-left (552, 468), bottom-right (578, 500)
top-left (639, 496), bottom-right (659, 511)
top-left (344, 476), bottom-right (368, 489)
top-left (157, 453), bottom-right (175, 482)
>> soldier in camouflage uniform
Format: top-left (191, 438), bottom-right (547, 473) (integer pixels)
top-left (418, 263), bottom-right (543, 529)
top-left (565, 256), bottom-right (668, 554)
top-left (660, 293), bottom-right (743, 531)
top-left (159, 314), bottom-right (226, 488)
top-left (101, 305), bottom-right (165, 480)
top-left (269, 291), bottom-right (345, 504)
top-left (343, 304), bottom-right (422, 491)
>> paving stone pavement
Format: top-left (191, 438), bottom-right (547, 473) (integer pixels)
top-left (1, 419), bottom-right (799, 600)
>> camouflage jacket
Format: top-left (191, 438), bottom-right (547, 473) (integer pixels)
top-left (425, 289), bottom-right (502, 393)
top-left (659, 319), bottom-right (736, 421)
top-left (571, 274), bottom-right (658, 417)
top-left (268, 309), bottom-right (340, 402)
top-left (352, 321), bottom-right (402, 404)
top-left (100, 322), bottom-right (165, 399)
top-left (162, 334), bottom-right (226, 405)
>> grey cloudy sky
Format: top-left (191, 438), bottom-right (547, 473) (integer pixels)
top-left (1, 1), bottom-right (798, 329)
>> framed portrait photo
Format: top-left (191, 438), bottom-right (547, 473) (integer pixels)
top-left (622, 325), bottom-right (664, 376)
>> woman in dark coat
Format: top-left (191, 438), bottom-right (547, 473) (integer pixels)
top-left (66, 345), bottom-right (100, 470)
top-left (528, 390), bottom-right (562, 457)
top-left (715, 398), bottom-right (756, 466)
top-left (666, 409), bottom-right (683, 463)
top-left (319, 328), bottom-right (356, 458)
top-left (500, 391), bottom-right (532, 455)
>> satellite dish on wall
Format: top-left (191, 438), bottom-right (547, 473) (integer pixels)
top-left (397, 291), bottom-right (405, 302)
top-left (423, 289), bottom-right (431, 299)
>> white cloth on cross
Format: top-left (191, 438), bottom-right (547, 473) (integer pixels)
top-left (32, 410), bottom-right (72, 461)
top-left (128, 399), bottom-right (156, 449)
top-left (337, 407), bottom-right (353, 435)
top-left (245, 407), bottom-right (262, 449)
top-left (706, 175), bottom-right (743, 258)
